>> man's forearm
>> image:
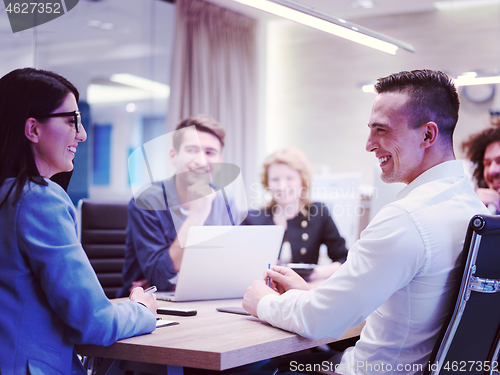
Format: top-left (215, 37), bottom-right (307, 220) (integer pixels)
top-left (168, 213), bottom-right (208, 271)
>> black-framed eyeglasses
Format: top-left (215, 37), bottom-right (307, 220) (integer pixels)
top-left (37, 110), bottom-right (82, 133)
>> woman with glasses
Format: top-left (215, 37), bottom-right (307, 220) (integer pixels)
top-left (243, 147), bottom-right (348, 281)
top-left (0, 68), bottom-right (158, 374)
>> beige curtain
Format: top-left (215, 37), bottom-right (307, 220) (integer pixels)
top-left (167, 0), bottom-right (258, 191)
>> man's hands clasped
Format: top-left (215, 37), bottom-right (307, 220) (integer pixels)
top-left (243, 265), bottom-right (311, 317)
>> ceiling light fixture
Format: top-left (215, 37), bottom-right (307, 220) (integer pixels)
top-left (87, 85), bottom-right (160, 104)
top-left (434, 0), bottom-right (500, 10)
top-left (362, 84), bottom-right (375, 93)
top-left (233, 0), bottom-right (414, 55)
top-left (352, 0), bottom-right (375, 9)
top-left (453, 75), bottom-right (500, 86)
top-left (361, 73), bottom-right (500, 94)
top-left (100, 23), bottom-right (115, 30)
top-left (87, 74), bottom-right (170, 104)
top-left (110, 73), bottom-right (170, 97)
top-left (87, 20), bottom-right (102, 28)
top-left (126, 103), bottom-right (136, 113)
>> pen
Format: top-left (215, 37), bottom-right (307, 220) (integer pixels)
top-left (145, 286), bottom-right (157, 293)
top-left (267, 264), bottom-right (271, 287)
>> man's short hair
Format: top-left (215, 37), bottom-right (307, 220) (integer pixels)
top-left (172, 114), bottom-right (225, 151)
top-left (462, 127), bottom-right (500, 188)
top-left (375, 69), bottom-right (460, 148)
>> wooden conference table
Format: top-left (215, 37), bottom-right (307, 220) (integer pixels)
top-left (76, 298), bottom-right (364, 374)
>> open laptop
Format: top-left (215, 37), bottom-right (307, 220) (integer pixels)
top-left (155, 225), bottom-right (284, 301)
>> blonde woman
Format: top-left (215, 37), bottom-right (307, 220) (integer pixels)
top-left (244, 147), bottom-right (347, 280)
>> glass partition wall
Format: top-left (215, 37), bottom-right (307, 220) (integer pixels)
top-left (0, 0), bottom-right (176, 203)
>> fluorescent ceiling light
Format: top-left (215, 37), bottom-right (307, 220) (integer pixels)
top-left (87, 74), bottom-right (170, 104)
top-left (361, 74), bottom-right (500, 94)
top-left (434, 0), bottom-right (500, 10)
top-left (459, 71), bottom-right (478, 78)
top-left (110, 73), bottom-right (170, 98)
top-left (87, 85), bottom-right (158, 104)
top-left (233, 0), bottom-right (414, 55)
top-left (362, 84), bottom-right (375, 93)
top-left (87, 84), bottom-right (169, 104)
top-left (453, 75), bottom-right (500, 86)
top-left (126, 103), bottom-right (136, 113)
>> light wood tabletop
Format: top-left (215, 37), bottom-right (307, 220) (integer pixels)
top-left (76, 298), bottom-right (364, 372)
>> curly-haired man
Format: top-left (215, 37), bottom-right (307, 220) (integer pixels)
top-left (462, 127), bottom-right (500, 214)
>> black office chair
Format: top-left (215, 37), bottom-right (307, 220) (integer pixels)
top-left (425, 214), bottom-right (500, 375)
top-left (79, 199), bottom-right (129, 299)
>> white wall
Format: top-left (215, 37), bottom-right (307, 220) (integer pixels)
top-left (265, 4), bottom-right (500, 187)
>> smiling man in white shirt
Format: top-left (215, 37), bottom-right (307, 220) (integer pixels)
top-left (243, 69), bottom-right (489, 375)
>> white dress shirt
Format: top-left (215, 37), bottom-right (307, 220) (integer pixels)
top-left (257, 160), bottom-right (489, 375)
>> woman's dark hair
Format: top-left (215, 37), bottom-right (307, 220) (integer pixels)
top-left (50, 170), bottom-right (74, 192)
top-left (0, 68), bottom-right (79, 208)
top-left (462, 127), bottom-right (500, 188)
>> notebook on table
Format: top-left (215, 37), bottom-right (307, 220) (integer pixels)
top-left (155, 225), bottom-right (284, 302)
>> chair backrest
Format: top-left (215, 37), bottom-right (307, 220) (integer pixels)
top-left (426, 214), bottom-right (500, 375)
top-left (80, 199), bottom-right (129, 299)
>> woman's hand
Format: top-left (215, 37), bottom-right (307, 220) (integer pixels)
top-left (130, 279), bottom-right (150, 292)
top-left (129, 287), bottom-right (158, 315)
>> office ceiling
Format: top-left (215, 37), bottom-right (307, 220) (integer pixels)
top-left (0, 0), bottom-right (461, 88)
top-left (0, 0), bottom-right (438, 56)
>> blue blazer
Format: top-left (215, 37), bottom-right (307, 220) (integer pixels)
top-left (0, 179), bottom-right (156, 375)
